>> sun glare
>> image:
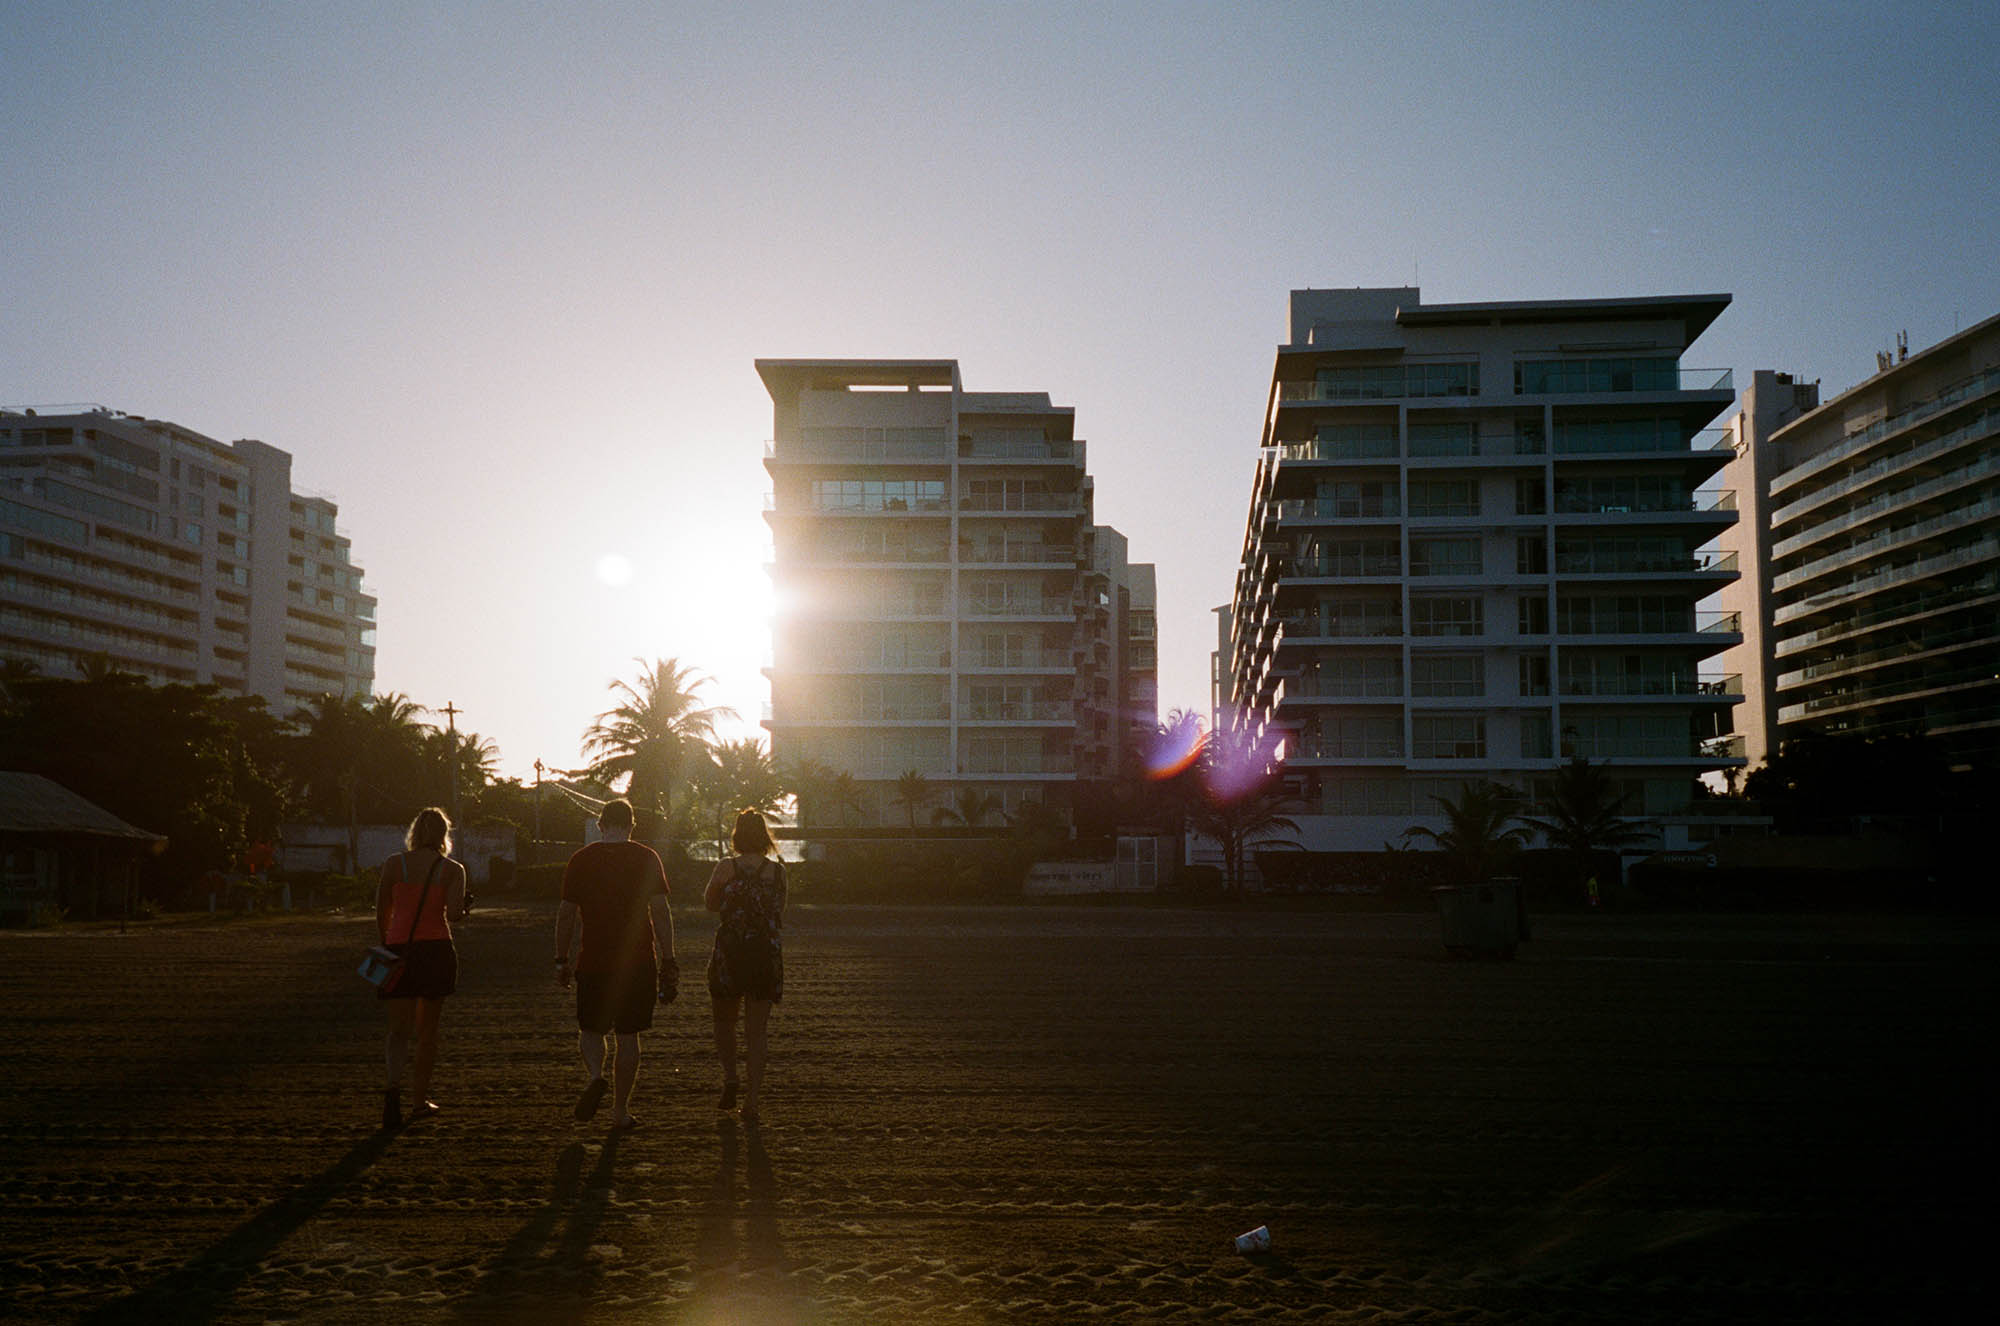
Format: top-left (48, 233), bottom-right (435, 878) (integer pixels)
top-left (595, 553), bottom-right (635, 587)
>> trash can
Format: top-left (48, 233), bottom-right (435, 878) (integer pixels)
top-left (1432, 878), bottom-right (1522, 959)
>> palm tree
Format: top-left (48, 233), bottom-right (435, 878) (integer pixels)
top-left (580, 657), bottom-right (734, 829)
top-left (1521, 755), bottom-right (1657, 895)
top-left (781, 755), bottom-right (834, 828)
top-left (289, 691), bottom-right (428, 871)
top-left (827, 771), bottom-right (864, 826)
top-left (1402, 780), bottom-right (1533, 885)
top-left (696, 737), bottom-right (785, 855)
top-left (932, 786), bottom-right (1000, 828)
top-left (890, 768), bottom-right (933, 829)
top-left (1181, 723), bottom-right (1303, 896)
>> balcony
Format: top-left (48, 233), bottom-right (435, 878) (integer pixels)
top-left (1773, 449), bottom-right (2000, 560)
top-left (1515, 361), bottom-right (1732, 395)
top-left (1777, 620), bottom-right (1997, 689)
top-left (1554, 550), bottom-right (1739, 577)
top-left (1777, 656), bottom-right (2000, 724)
top-left (961, 596), bottom-right (1073, 617)
top-left (1559, 673), bottom-right (1742, 700)
top-left (960, 701), bottom-right (1073, 723)
top-left (1291, 553), bottom-right (1401, 578)
top-left (958, 438), bottom-right (1078, 462)
top-left (957, 544), bottom-right (1076, 566)
top-left (1273, 497), bottom-right (1401, 521)
top-left (1773, 536), bottom-right (2000, 626)
top-left (1773, 495), bottom-right (2000, 594)
top-left (1553, 490), bottom-right (1737, 517)
top-left (1773, 407), bottom-right (2000, 529)
top-left (1772, 365), bottom-right (2000, 491)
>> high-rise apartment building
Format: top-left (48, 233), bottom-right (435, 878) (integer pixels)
top-left (757, 360), bottom-right (1154, 829)
top-left (0, 406), bottom-right (376, 710)
top-left (1706, 371), bottom-right (1823, 772)
top-left (1226, 288), bottom-right (1745, 852)
top-left (1759, 315), bottom-right (2000, 771)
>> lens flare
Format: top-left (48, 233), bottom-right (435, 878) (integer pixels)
top-left (1144, 721), bottom-right (1204, 781)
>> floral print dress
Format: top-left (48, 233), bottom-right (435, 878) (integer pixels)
top-left (707, 855), bottom-right (785, 1002)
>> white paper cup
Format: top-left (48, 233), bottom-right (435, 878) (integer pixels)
top-left (1233, 1224), bottom-right (1272, 1254)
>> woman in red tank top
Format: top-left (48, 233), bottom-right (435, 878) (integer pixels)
top-left (375, 806), bottom-right (468, 1129)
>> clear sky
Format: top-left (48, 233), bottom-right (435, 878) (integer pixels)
top-left (5, 1), bottom-right (1997, 780)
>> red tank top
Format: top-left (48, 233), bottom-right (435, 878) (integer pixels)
top-left (384, 851), bottom-right (453, 943)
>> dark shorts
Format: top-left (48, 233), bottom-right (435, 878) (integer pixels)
top-left (576, 967), bottom-right (656, 1035)
top-left (378, 939), bottom-right (457, 1000)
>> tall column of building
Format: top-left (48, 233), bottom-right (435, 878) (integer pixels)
top-left (1227, 288), bottom-right (1745, 852)
top-left (1760, 315), bottom-right (2000, 771)
top-left (0, 407), bottom-right (375, 711)
top-left (759, 361), bottom-right (1148, 833)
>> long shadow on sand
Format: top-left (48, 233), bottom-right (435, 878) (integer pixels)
top-left (82, 1128), bottom-right (396, 1324)
top-left (451, 1135), bottom-right (621, 1320)
top-left (696, 1118), bottom-right (785, 1271)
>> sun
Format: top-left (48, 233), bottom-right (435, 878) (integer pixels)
top-left (595, 553), bottom-right (635, 587)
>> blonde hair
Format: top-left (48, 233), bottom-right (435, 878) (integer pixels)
top-left (405, 806), bottom-right (452, 855)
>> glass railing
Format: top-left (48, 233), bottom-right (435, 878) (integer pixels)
top-left (1778, 622), bottom-right (1998, 688)
top-left (1559, 673), bottom-right (1741, 697)
top-left (958, 545), bottom-right (1075, 564)
top-left (958, 495), bottom-right (1081, 513)
top-left (1773, 537), bottom-right (2000, 625)
top-left (1773, 495), bottom-right (2000, 593)
top-left (1292, 555), bottom-right (1401, 577)
top-left (1552, 489), bottom-right (1736, 516)
top-left (1773, 450), bottom-right (2000, 560)
top-left (1274, 497), bottom-right (1400, 520)
top-left (1776, 367), bottom-right (2000, 489)
top-left (1771, 407), bottom-right (2000, 526)
top-left (961, 701), bottom-right (1072, 721)
top-left (1554, 549), bottom-right (1738, 575)
top-left (962, 598), bottom-right (1072, 616)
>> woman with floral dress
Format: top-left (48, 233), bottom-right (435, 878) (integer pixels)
top-left (705, 808), bottom-right (785, 1123)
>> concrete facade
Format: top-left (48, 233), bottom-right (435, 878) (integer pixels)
top-left (1226, 288), bottom-right (1745, 851)
top-left (757, 360), bottom-right (1155, 830)
top-left (1761, 315), bottom-right (2000, 771)
top-left (0, 407), bottom-right (376, 711)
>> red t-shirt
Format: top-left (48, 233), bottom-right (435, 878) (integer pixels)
top-left (560, 840), bottom-right (669, 973)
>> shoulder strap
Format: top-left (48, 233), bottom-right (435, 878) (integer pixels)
top-left (404, 854), bottom-right (443, 946)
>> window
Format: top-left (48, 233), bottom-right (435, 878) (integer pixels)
top-left (1518, 595), bottom-right (1549, 635)
top-left (1553, 475), bottom-right (1690, 514)
top-left (1518, 654), bottom-right (1551, 696)
top-left (1410, 595), bottom-right (1482, 636)
top-left (1515, 357), bottom-right (1679, 394)
top-left (1319, 480), bottom-right (1399, 517)
top-left (1407, 422), bottom-right (1477, 457)
top-left (1408, 479), bottom-right (1480, 517)
top-left (1328, 778), bottom-right (1408, 815)
top-left (1521, 714), bottom-right (1554, 758)
top-left (1411, 654), bottom-right (1482, 697)
top-left (1320, 597), bottom-right (1402, 637)
top-left (1315, 655), bottom-right (1402, 697)
top-left (1412, 714), bottom-right (1486, 759)
top-left (1300, 537), bottom-right (1399, 577)
top-left (1311, 423), bottom-right (1397, 459)
top-left (1553, 417), bottom-right (1683, 455)
top-left (1409, 538), bottom-right (1482, 577)
top-left (1515, 477), bottom-right (1547, 515)
top-left (1315, 362), bottom-right (1478, 400)
top-left (1517, 535), bottom-right (1547, 574)
top-left (1556, 594), bottom-right (1694, 635)
top-left (1324, 715), bottom-right (1403, 758)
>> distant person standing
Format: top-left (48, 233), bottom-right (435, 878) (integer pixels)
top-left (376, 807), bottom-right (468, 1130)
top-left (706, 809), bottom-right (786, 1123)
top-left (555, 799), bottom-right (677, 1131)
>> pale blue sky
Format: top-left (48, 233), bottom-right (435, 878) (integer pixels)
top-left (5, 1), bottom-right (1997, 779)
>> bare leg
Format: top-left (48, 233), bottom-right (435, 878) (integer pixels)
top-left (385, 1000), bottom-right (415, 1088)
top-left (579, 1030), bottom-right (607, 1083)
top-left (713, 996), bottom-right (741, 1108)
top-left (612, 1032), bottom-right (641, 1124)
top-left (742, 998), bottom-right (772, 1119)
top-left (410, 998), bottom-right (444, 1104)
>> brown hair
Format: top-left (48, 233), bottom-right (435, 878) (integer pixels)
top-left (730, 808), bottom-right (773, 857)
top-left (598, 798), bottom-right (635, 831)
top-left (405, 806), bottom-right (451, 854)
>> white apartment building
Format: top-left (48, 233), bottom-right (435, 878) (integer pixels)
top-left (0, 406), bottom-right (376, 709)
top-left (1759, 314), bottom-right (2000, 771)
top-left (1226, 288), bottom-right (1746, 852)
top-left (757, 360), bottom-right (1153, 829)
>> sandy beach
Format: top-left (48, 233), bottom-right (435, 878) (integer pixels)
top-left (0, 902), bottom-right (1989, 1322)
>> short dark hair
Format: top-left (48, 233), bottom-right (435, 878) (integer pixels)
top-left (730, 808), bottom-right (773, 856)
top-left (599, 798), bottom-right (635, 831)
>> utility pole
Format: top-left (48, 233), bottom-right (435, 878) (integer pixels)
top-left (440, 701), bottom-right (462, 829)
top-left (532, 758), bottom-right (544, 866)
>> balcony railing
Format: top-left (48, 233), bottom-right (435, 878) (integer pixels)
top-left (1773, 536), bottom-right (2000, 625)
top-left (1273, 497), bottom-right (1401, 520)
top-left (962, 597), bottom-right (1072, 616)
top-left (1771, 407), bottom-right (2000, 527)
top-left (1291, 554), bottom-right (1401, 577)
top-left (958, 544), bottom-right (1076, 564)
top-left (1559, 673), bottom-right (1742, 698)
top-left (1773, 450), bottom-right (2000, 560)
top-left (1554, 550), bottom-right (1739, 575)
top-left (1773, 495), bottom-right (2000, 594)
top-left (961, 701), bottom-right (1072, 722)
top-left (1773, 365), bottom-right (2000, 490)
top-left (1553, 489), bottom-right (1737, 516)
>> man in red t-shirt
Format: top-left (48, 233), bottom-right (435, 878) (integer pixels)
top-left (555, 798), bottom-right (677, 1130)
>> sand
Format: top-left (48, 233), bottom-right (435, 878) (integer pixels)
top-left (0, 902), bottom-right (1989, 1322)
